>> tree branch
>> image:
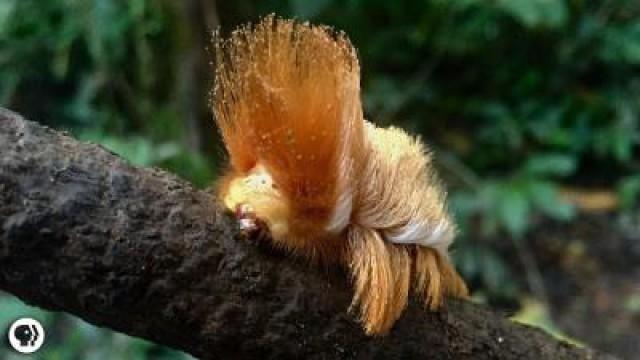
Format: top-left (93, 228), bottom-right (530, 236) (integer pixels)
top-left (0, 108), bottom-right (616, 359)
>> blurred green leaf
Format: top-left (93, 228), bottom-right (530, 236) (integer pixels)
top-left (593, 126), bottom-right (635, 162)
top-left (523, 153), bottom-right (577, 177)
top-left (497, 185), bottom-right (530, 237)
top-left (495, 0), bottom-right (568, 29)
top-left (0, 0), bottom-right (16, 35)
top-left (480, 247), bottom-right (511, 291)
top-left (289, 0), bottom-right (331, 18)
top-left (527, 180), bottom-right (575, 220)
top-left (618, 175), bottom-right (640, 210)
top-left (598, 23), bottom-right (640, 65)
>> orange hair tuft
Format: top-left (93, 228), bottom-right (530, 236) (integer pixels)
top-left (213, 15), bottom-right (364, 225)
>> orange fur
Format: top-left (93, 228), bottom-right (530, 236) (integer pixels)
top-left (415, 246), bottom-right (468, 310)
top-left (212, 15), bottom-right (468, 336)
top-left (347, 225), bottom-right (412, 334)
top-left (214, 15), bottom-right (364, 231)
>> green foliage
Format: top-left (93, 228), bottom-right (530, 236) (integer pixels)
top-left (454, 242), bottom-right (518, 297)
top-left (494, 0), bottom-right (569, 29)
top-left (619, 175), bottom-right (640, 210)
top-left (0, 0), bottom-right (215, 187)
top-left (1, 0), bottom-right (167, 127)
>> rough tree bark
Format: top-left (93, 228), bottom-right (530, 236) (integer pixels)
top-left (0, 108), bottom-right (616, 359)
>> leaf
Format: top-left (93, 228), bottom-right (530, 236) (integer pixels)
top-left (477, 183), bottom-right (502, 237)
top-left (523, 153), bottom-right (576, 177)
top-left (495, 0), bottom-right (568, 29)
top-left (0, 72), bottom-right (20, 104)
top-left (598, 23), bottom-right (640, 65)
top-left (497, 185), bottom-right (530, 237)
top-left (593, 127), bottom-right (634, 163)
top-left (289, 0), bottom-right (332, 18)
top-left (618, 175), bottom-right (640, 210)
top-left (527, 181), bottom-right (575, 220)
top-left (0, 0), bottom-right (15, 35)
top-left (480, 248), bottom-right (511, 291)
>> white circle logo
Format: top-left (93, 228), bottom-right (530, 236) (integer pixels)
top-left (7, 318), bottom-right (45, 354)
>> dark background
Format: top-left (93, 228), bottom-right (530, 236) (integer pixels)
top-left (1, 0), bottom-right (639, 358)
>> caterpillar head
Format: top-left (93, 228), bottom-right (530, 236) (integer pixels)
top-left (221, 165), bottom-right (290, 240)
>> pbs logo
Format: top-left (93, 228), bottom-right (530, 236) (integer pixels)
top-left (7, 318), bottom-right (45, 354)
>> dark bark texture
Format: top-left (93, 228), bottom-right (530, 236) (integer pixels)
top-left (0, 108), bottom-right (617, 359)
